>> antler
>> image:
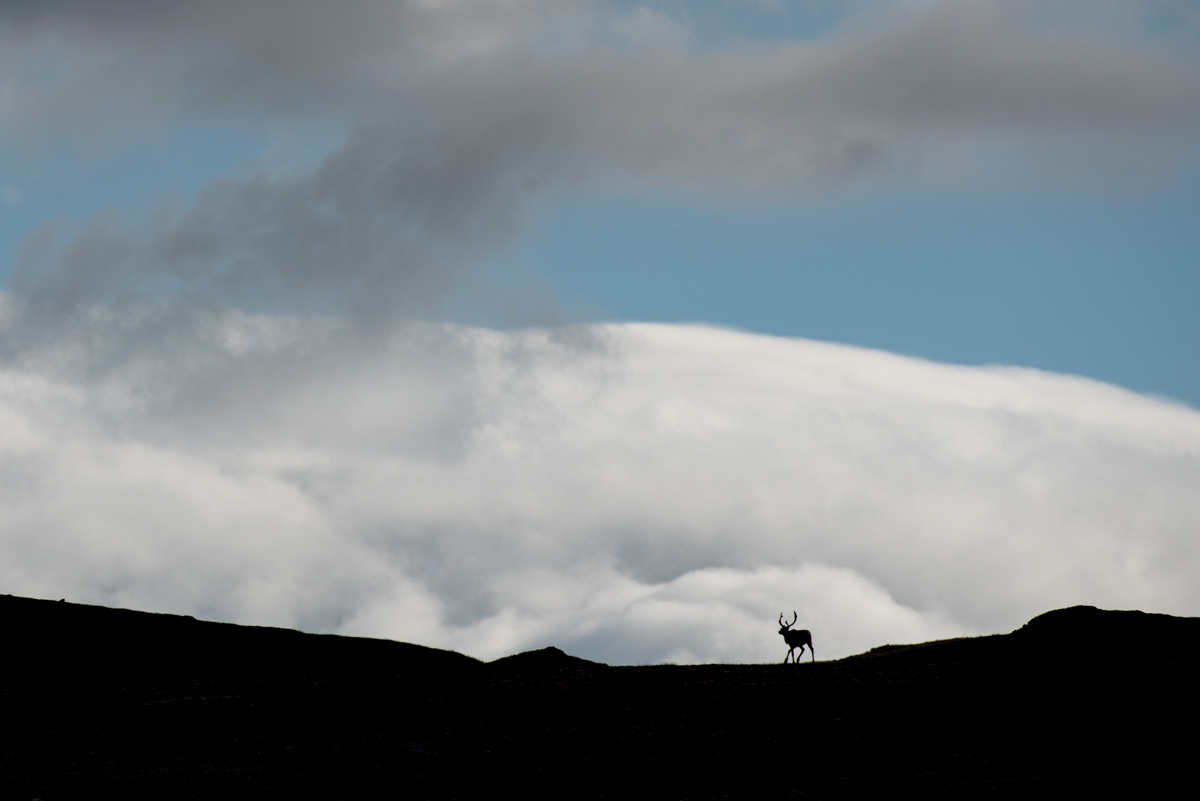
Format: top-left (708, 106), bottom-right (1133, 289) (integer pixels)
top-left (779, 611), bottom-right (798, 629)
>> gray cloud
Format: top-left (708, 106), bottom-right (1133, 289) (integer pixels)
top-left (4, 1), bottom-right (1199, 179)
top-left (8, 119), bottom-right (536, 324)
top-left (0, 0), bottom-right (582, 132)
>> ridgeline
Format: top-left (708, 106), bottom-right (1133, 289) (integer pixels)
top-left (2, 594), bottom-right (1197, 799)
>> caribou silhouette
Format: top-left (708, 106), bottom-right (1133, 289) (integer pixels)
top-left (778, 612), bottom-right (814, 663)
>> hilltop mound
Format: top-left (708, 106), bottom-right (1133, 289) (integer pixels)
top-left (1019, 603), bottom-right (1200, 644)
top-left (489, 645), bottom-right (607, 672)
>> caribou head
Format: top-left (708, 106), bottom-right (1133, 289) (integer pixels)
top-left (778, 612), bottom-right (814, 663)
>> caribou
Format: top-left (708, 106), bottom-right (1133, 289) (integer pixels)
top-left (778, 612), bottom-right (814, 663)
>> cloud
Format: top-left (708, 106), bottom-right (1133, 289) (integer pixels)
top-left (3, 1), bottom-right (1199, 190)
top-left (0, 0), bottom-right (583, 134)
top-left (8, 120), bottom-right (538, 324)
top-left (1, 314), bottom-right (1196, 662)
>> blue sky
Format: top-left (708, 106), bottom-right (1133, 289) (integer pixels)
top-left (518, 178), bottom-right (1200, 405)
top-left (2, 1), bottom-right (1200, 661)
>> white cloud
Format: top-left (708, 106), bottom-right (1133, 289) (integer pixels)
top-left (1, 313), bottom-right (1196, 662)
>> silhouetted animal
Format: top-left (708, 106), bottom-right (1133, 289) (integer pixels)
top-left (778, 612), bottom-right (814, 663)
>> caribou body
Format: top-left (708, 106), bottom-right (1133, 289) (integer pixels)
top-left (778, 612), bottom-right (814, 663)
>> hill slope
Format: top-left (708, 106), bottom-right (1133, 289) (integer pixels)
top-left (2, 595), bottom-right (1197, 799)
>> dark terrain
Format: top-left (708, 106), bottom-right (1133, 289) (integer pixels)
top-left (2, 594), bottom-right (1197, 799)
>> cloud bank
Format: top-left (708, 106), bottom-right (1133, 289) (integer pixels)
top-left (2, 314), bottom-right (1197, 663)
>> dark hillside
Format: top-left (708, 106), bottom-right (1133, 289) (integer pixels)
top-left (2, 595), bottom-right (1197, 799)
top-left (1, 593), bottom-right (480, 680)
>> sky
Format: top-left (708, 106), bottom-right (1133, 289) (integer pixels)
top-left (0, 0), bottom-right (1198, 664)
